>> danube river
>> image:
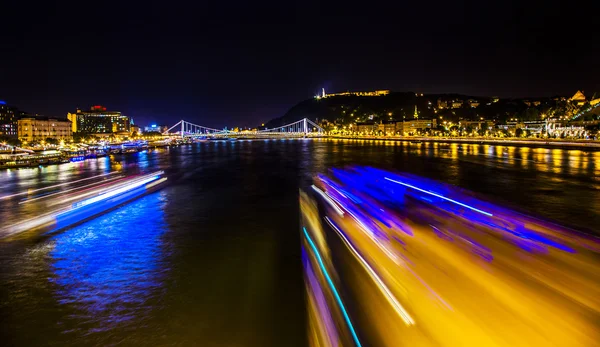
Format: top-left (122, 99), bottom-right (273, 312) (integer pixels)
top-left (1, 139), bottom-right (599, 346)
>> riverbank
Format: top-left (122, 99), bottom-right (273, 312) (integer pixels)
top-left (326, 135), bottom-right (600, 150)
top-left (0, 141), bottom-right (176, 170)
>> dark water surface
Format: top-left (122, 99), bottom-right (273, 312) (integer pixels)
top-left (1, 139), bottom-right (599, 346)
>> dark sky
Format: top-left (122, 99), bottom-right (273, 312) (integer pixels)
top-left (1, 1), bottom-right (598, 128)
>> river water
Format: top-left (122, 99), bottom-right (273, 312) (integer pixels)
top-left (1, 139), bottom-right (599, 346)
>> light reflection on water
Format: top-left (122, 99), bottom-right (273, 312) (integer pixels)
top-left (49, 190), bottom-right (170, 333)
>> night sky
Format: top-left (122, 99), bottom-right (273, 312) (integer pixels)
top-left (1, 1), bottom-right (598, 128)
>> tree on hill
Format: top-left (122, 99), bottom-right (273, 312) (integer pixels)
top-left (547, 101), bottom-right (579, 119)
top-left (519, 108), bottom-right (540, 121)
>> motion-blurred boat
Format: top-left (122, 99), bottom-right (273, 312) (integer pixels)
top-left (1, 170), bottom-right (168, 238)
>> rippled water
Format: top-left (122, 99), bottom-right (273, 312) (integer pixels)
top-left (1, 139), bottom-right (599, 345)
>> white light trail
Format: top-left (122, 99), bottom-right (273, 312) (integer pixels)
top-left (325, 216), bottom-right (415, 325)
top-left (384, 177), bottom-right (493, 217)
top-left (18, 175), bottom-right (124, 204)
top-left (312, 185), bottom-right (344, 216)
top-left (146, 177), bottom-right (167, 189)
top-left (0, 172), bottom-right (120, 200)
top-left (69, 174), bottom-right (161, 210)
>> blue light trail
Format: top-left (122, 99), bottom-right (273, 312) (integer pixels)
top-left (303, 227), bottom-right (362, 347)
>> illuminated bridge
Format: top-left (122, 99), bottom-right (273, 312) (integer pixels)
top-left (163, 118), bottom-right (324, 138)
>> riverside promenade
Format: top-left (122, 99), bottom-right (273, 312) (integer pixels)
top-left (328, 135), bottom-right (600, 149)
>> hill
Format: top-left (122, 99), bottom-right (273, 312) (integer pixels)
top-left (264, 92), bottom-right (547, 129)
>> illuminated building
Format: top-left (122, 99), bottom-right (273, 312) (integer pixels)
top-left (18, 116), bottom-right (72, 142)
top-left (383, 121), bottom-right (396, 134)
top-left (491, 96), bottom-right (500, 103)
top-left (468, 99), bottom-right (480, 108)
top-left (521, 121), bottom-right (545, 135)
top-left (437, 99), bottom-right (448, 109)
top-left (403, 118), bottom-right (436, 133)
top-left (569, 90), bottom-right (586, 106)
top-left (131, 125), bottom-right (141, 135)
top-left (144, 124), bottom-right (168, 133)
top-left (461, 120), bottom-right (494, 132)
top-left (451, 100), bottom-right (464, 109)
top-left (413, 105), bottom-right (419, 119)
top-left (0, 100), bottom-right (18, 137)
top-left (66, 112), bottom-right (77, 132)
top-left (316, 89), bottom-right (390, 99)
top-left (356, 118), bottom-right (436, 135)
top-left (523, 100), bottom-right (541, 107)
top-left (356, 122), bottom-right (377, 134)
top-left (67, 105), bottom-right (131, 134)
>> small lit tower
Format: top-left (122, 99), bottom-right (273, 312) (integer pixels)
top-left (413, 105), bottom-right (419, 119)
top-left (322, 88), bottom-right (326, 98)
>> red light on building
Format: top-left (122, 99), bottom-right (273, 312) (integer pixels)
top-left (91, 105), bottom-right (107, 111)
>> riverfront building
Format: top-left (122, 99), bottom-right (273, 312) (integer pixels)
top-left (0, 101), bottom-right (18, 137)
top-left (67, 105), bottom-right (131, 134)
top-left (356, 122), bottom-right (377, 134)
top-left (18, 116), bottom-right (72, 142)
top-left (144, 124), bottom-right (168, 133)
top-left (401, 118), bottom-right (437, 134)
top-left (356, 118), bottom-right (437, 135)
top-left (131, 125), bottom-right (142, 136)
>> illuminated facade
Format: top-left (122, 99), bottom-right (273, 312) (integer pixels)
top-left (18, 117), bottom-right (72, 142)
top-left (461, 120), bottom-right (493, 130)
top-left (402, 119), bottom-right (436, 133)
top-left (383, 121), bottom-right (396, 134)
top-left (68, 105), bottom-right (131, 134)
top-left (0, 101), bottom-right (17, 137)
top-left (131, 125), bottom-right (141, 135)
top-left (569, 90), bottom-right (586, 106)
top-left (468, 99), bottom-right (480, 108)
top-left (547, 121), bottom-right (587, 138)
top-left (451, 100), bottom-right (464, 109)
top-left (357, 122), bottom-right (377, 134)
top-left (356, 119), bottom-right (436, 135)
top-left (144, 124), bottom-right (168, 133)
top-left (317, 89), bottom-right (390, 99)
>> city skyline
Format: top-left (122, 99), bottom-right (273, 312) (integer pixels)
top-left (1, 88), bottom-right (595, 131)
top-left (1, 2), bottom-right (598, 128)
